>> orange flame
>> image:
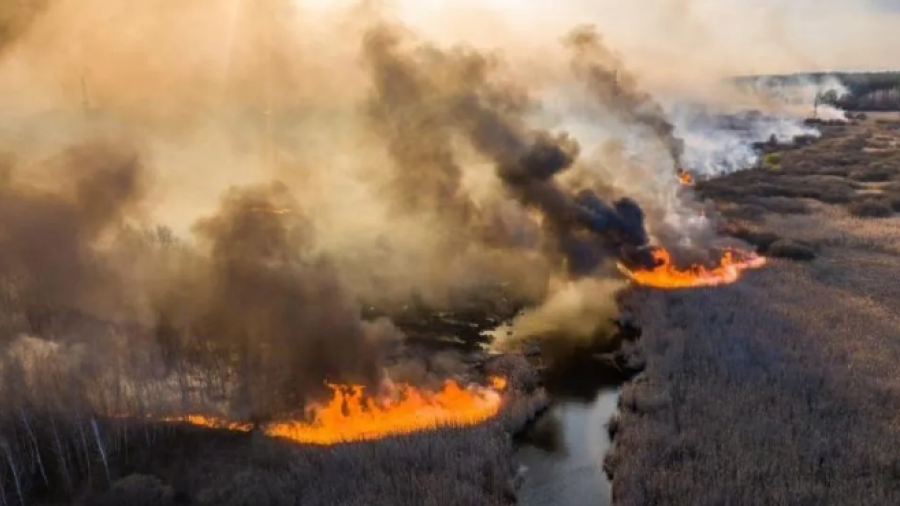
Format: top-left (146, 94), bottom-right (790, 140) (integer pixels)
top-left (152, 377), bottom-right (509, 445)
top-left (266, 376), bottom-right (508, 445)
top-left (617, 247), bottom-right (766, 289)
top-left (677, 168), bottom-right (694, 186)
top-left (160, 414), bottom-right (254, 432)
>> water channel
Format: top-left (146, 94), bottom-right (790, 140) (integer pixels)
top-left (516, 387), bottom-right (619, 506)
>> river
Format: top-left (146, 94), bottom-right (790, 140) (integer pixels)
top-left (515, 386), bottom-right (620, 506)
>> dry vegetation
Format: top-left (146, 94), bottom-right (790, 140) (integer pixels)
top-left (608, 120), bottom-right (900, 506)
top-left (1, 348), bottom-right (547, 506)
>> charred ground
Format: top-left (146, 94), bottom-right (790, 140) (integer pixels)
top-left (608, 117), bottom-right (900, 506)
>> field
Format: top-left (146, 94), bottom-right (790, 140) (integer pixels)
top-left (607, 118), bottom-right (900, 505)
top-left (1, 348), bottom-right (549, 506)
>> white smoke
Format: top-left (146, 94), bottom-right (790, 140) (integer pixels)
top-left (738, 74), bottom-right (851, 120)
top-left (667, 100), bottom-right (821, 177)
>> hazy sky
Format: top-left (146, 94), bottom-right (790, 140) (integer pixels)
top-left (377, 0), bottom-right (900, 75)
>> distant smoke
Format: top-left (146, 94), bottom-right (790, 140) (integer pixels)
top-left (654, 59), bottom-right (856, 179)
top-left (734, 74), bottom-right (850, 120)
top-left (565, 25), bottom-right (685, 168)
top-left (668, 104), bottom-right (820, 177)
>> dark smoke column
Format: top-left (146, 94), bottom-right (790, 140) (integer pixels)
top-left (188, 182), bottom-right (399, 420)
top-left (362, 24), bottom-right (655, 277)
top-left (565, 25), bottom-right (685, 169)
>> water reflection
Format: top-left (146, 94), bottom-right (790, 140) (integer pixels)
top-left (516, 389), bottom-right (618, 506)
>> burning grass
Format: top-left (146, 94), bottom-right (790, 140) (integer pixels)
top-left (0, 344), bottom-right (545, 505)
top-left (158, 376), bottom-right (510, 445)
top-left (617, 247), bottom-right (766, 289)
top-left (609, 119), bottom-right (900, 506)
top-left (267, 376), bottom-right (508, 445)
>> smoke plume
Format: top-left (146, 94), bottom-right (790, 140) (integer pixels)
top-left (179, 182), bottom-right (402, 418)
top-left (363, 23), bottom-right (655, 279)
top-left (492, 278), bottom-right (625, 361)
top-left (0, 0), bottom-right (53, 55)
top-left (0, 139), bottom-right (149, 329)
top-left (565, 25), bottom-right (685, 168)
top-left (0, 6), bottom-right (895, 504)
top-left (0, 160), bottom-right (403, 420)
top-left (0, 0), bottom-right (892, 428)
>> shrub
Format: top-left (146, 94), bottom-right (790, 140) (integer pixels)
top-left (848, 165), bottom-right (896, 183)
top-left (750, 197), bottom-right (811, 215)
top-left (890, 195), bottom-right (900, 212)
top-left (847, 198), bottom-right (894, 218)
top-left (766, 239), bottom-right (816, 261)
top-left (724, 227), bottom-right (781, 253)
top-left (763, 152), bottom-right (782, 169)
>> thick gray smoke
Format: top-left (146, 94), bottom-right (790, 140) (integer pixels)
top-left (364, 38), bottom-right (473, 222)
top-left (0, 140), bottom-right (149, 328)
top-left (363, 23), bottom-right (655, 278)
top-left (565, 25), bottom-right (685, 169)
top-left (181, 182), bottom-right (403, 418)
top-left (0, 0), bottom-right (53, 55)
top-left (0, 0), bottom-right (832, 430)
top-left (0, 1), bottom-right (893, 502)
top-left (0, 150), bottom-right (402, 422)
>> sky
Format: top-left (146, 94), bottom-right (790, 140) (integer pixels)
top-left (368, 0), bottom-right (900, 76)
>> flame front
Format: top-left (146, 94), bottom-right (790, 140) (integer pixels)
top-left (618, 247), bottom-right (766, 289)
top-left (677, 168), bottom-right (694, 186)
top-left (160, 414), bottom-right (254, 432)
top-left (154, 377), bottom-right (509, 445)
top-left (266, 376), bottom-right (508, 445)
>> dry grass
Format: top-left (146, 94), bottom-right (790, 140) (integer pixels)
top-left (698, 123), bottom-right (900, 224)
top-left (610, 120), bottom-right (900, 505)
top-left (0, 279), bottom-right (547, 506)
top-left (83, 410), bottom-right (543, 506)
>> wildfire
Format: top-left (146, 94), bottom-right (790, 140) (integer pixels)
top-left (153, 376), bottom-right (509, 445)
top-left (160, 414), bottom-right (254, 432)
top-left (677, 168), bottom-right (694, 186)
top-left (266, 376), bottom-right (508, 445)
top-left (617, 247), bottom-right (766, 289)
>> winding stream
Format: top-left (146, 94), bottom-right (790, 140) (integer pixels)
top-left (516, 388), bottom-right (619, 506)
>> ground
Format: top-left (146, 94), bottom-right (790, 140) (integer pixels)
top-left (15, 352), bottom-right (547, 506)
top-left (607, 117), bottom-right (900, 505)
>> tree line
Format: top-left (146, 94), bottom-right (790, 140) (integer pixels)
top-left (734, 71), bottom-right (900, 112)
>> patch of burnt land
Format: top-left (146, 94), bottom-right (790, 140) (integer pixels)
top-left (608, 119), bottom-right (900, 505)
